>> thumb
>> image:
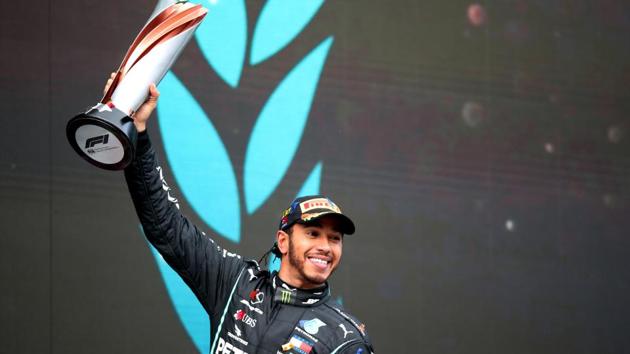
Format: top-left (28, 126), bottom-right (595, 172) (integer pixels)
top-left (148, 83), bottom-right (160, 102)
top-left (139, 84), bottom-right (160, 111)
top-left (131, 83), bottom-right (160, 131)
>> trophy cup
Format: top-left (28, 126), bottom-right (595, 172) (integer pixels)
top-left (66, 0), bottom-right (207, 170)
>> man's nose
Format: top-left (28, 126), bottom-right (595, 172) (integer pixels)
top-left (313, 236), bottom-right (332, 253)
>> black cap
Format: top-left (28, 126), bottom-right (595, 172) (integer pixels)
top-left (278, 195), bottom-right (355, 235)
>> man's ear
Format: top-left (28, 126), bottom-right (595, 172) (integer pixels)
top-left (277, 230), bottom-right (289, 255)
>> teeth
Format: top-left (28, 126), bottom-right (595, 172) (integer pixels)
top-left (310, 258), bottom-right (328, 265)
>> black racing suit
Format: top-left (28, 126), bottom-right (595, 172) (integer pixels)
top-left (124, 132), bottom-right (374, 354)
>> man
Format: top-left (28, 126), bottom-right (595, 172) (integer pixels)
top-left (121, 80), bottom-right (374, 353)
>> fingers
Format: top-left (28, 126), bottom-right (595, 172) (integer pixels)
top-left (130, 83), bottom-right (160, 132)
top-left (103, 72), bottom-right (116, 95)
top-left (141, 84), bottom-right (160, 109)
top-left (147, 83), bottom-right (160, 103)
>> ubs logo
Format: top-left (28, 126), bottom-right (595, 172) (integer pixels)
top-left (234, 309), bottom-right (257, 328)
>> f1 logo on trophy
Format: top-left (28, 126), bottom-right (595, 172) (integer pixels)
top-left (66, 0), bottom-right (207, 170)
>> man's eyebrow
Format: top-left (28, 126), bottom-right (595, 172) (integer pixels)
top-left (303, 220), bottom-right (342, 234)
top-left (327, 226), bottom-right (343, 235)
top-left (303, 220), bottom-right (323, 228)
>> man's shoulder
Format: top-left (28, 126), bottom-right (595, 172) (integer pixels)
top-left (301, 302), bottom-right (373, 352)
top-left (233, 260), bottom-right (276, 289)
top-left (320, 302), bottom-right (370, 338)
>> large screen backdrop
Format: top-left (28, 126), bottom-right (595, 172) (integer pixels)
top-left (1, 0), bottom-right (629, 353)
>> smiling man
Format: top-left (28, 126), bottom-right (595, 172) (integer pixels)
top-left (121, 82), bottom-right (374, 353)
top-left (276, 197), bottom-right (350, 290)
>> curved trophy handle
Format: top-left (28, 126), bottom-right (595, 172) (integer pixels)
top-left (102, 1), bottom-right (207, 114)
top-left (66, 0), bottom-right (208, 170)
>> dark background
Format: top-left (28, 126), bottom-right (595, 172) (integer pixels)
top-left (2, 0), bottom-right (630, 353)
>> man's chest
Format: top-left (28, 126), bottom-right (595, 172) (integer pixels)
top-left (212, 279), bottom-right (350, 354)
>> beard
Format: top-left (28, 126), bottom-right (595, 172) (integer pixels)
top-left (287, 236), bottom-right (334, 287)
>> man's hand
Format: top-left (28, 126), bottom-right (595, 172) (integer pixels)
top-left (132, 83), bottom-right (159, 133)
top-left (103, 72), bottom-right (160, 133)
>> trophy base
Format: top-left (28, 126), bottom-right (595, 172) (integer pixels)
top-left (66, 103), bottom-right (137, 170)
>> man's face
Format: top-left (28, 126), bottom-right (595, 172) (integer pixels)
top-left (281, 215), bottom-right (344, 289)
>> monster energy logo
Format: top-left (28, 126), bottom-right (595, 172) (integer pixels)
top-left (280, 290), bottom-right (293, 304)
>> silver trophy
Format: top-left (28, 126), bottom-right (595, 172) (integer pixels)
top-left (66, 0), bottom-right (207, 170)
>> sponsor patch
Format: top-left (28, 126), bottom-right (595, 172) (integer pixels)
top-left (299, 318), bottom-right (326, 335)
top-left (294, 327), bottom-right (318, 343)
top-left (301, 298), bottom-right (320, 305)
top-left (215, 337), bottom-right (248, 354)
top-left (299, 198), bottom-right (341, 213)
top-left (280, 216), bottom-right (289, 229)
top-left (300, 212), bottom-right (323, 222)
top-left (222, 249), bottom-right (241, 259)
top-left (249, 289), bottom-right (264, 304)
top-left (239, 299), bottom-right (263, 315)
top-left (247, 269), bottom-right (258, 282)
top-left (227, 331), bottom-right (248, 347)
top-left (278, 289), bottom-right (293, 304)
top-left (339, 323), bottom-right (354, 339)
top-left (233, 309), bottom-right (257, 328)
top-left (285, 335), bottom-right (314, 354)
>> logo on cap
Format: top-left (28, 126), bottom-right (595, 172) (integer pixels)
top-left (299, 198), bottom-right (341, 213)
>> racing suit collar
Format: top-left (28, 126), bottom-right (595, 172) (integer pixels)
top-left (272, 273), bottom-right (330, 307)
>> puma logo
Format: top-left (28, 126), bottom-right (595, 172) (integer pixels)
top-left (339, 324), bottom-right (353, 339)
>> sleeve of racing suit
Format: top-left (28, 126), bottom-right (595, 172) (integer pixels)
top-left (338, 341), bottom-right (374, 354)
top-left (124, 131), bottom-right (246, 315)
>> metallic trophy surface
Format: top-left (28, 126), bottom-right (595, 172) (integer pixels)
top-left (66, 0), bottom-right (207, 170)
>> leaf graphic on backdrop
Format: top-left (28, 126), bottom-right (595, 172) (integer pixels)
top-left (143, 231), bottom-right (210, 354)
top-left (243, 37), bottom-right (334, 214)
top-left (269, 161), bottom-right (323, 272)
top-left (194, 0), bottom-right (247, 87)
top-left (157, 71), bottom-right (241, 242)
top-left (296, 161), bottom-right (323, 198)
top-left (250, 0), bottom-right (325, 65)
